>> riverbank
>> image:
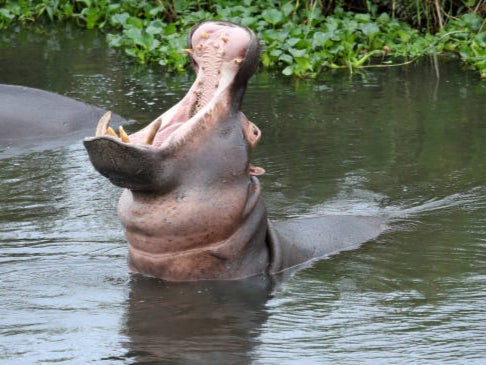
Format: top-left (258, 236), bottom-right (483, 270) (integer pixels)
top-left (0, 1), bottom-right (484, 78)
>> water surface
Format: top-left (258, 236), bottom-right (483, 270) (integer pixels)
top-left (1, 26), bottom-right (485, 364)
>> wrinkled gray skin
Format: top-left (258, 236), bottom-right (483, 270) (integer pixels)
top-left (0, 84), bottom-right (125, 148)
top-left (83, 20), bottom-right (387, 281)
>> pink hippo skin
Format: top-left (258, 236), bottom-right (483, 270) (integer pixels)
top-left (84, 21), bottom-right (386, 281)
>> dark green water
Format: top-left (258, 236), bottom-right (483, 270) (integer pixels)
top-left (1, 26), bottom-right (485, 364)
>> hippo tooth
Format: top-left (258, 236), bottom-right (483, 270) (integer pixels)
top-left (197, 44), bottom-right (203, 50)
top-left (249, 165), bottom-right (265, 176)
top-left (106, 126), bottom-right (118, 138)
top-left (144, 118), bottom-right (162, 145)
top-left (95, 111), bottom-right (111, 136)
top-left (221, 36), bottom-right (228, 43)
top-left (234, 57), bottom-right (243, 64)
top-left (119, 126), bottom-right (130, 143)
top-left (201, 32), bottom-right (209, 39)
top-left (182, 48), bottom-right (194, 55)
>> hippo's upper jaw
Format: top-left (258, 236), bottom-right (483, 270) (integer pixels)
top-left (83, 21), bottom-right (261, 192)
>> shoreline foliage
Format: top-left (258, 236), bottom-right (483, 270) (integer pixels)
top-left (0, 0), bottom-right (485, 78)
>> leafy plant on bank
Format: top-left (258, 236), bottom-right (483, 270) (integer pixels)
top-left (0, 0), bottom-right (485, 78)
top-left (436, 13), bottom-right (486, 78)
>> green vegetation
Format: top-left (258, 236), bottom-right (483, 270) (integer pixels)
top-left (0, 1), bottom-right (485, 78)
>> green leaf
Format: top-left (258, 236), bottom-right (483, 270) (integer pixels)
top-left (377, 12), bottom-right (390, 24)
top-left (270, 48), bottom-right (283, 57)
top-left (289, 48), bottom-right (307, 58)
top-left (110, 12), bottom-right (129, 26)
top-left (240, 16), bottom-right (257, 27)
top-left (82, 8), bottom-right (100, 29)
top-left (106, 33), bottom-right (123, 47)
top-left (262, 9), bottom-right (283, 26)
top-left (262, 28), bottom-right (288, 43)
top-left (282, 65), bottom-right (294, 76)
top-left (460, 13), bottom-right (483, 31)
top-left (313, 31), bottom-right (331, 47)
top-left (397, 30), bottom-right (410, 43)
top-left (294, 56), bottom-right (311, 69)
top-left (355, 13), bottom-right (371, 23)
top-left (261, 53), bottom-right (273, 67)
top-left (164, 22), bottom-right (177, 36)
top-left (127, 16), bottom-right (144, 29)
top-left (146, 20), bottom-right (164, 35)
top-left (125, 27), bottom-right (143, 45)
top-left (149, 7), bottom-right (163, 17)
top-left (0, 8), bottom-right (14, 20)
top-left (282, 2), bottom-right (294, 17)
top-left (279, 53), bottom-right (293, 64)
top-left (361, 23), bottom-right (380, 36)
top-left (287, 37), bottom-right (300, 47)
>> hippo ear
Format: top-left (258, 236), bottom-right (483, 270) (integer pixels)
top-left (83, 137), bottom-right (174, 192)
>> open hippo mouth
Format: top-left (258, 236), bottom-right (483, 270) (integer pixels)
top-left (84, 20), bottom-right (262, 191)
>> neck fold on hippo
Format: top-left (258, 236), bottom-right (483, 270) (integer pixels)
top-left (84, 21), bottom-right (271, 281)
top-left (121, 176), bottom-right (269, 281)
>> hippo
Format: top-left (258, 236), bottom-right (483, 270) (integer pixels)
top-left (0, 84), bottom-right (125, 149)
top-left (84, 20), bottom-right (387, 281)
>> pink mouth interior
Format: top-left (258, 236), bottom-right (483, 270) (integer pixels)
top-left (127, 23), bottom-right (251, 148)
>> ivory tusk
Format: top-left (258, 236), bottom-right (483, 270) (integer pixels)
top-left (106, 126), bottom-right (118, 138)
top-left (145, 118), bottom-right (162, 145)
top-left (95, 111), bottom-right (112, 137)
top-left (119, 126), bottom-right (130, 143)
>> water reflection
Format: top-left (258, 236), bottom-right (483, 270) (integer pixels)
top-left (121, 275), bottom-right (273, 364)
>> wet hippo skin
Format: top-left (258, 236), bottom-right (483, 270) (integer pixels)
top-left (84, 20), bottom-right (387, 281)
top-left (0, 84), bottom-right (125, 147)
